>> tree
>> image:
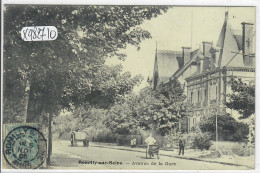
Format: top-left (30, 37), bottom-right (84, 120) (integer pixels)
top-left (225, 77), bottom-right (255, 119)
top-left (136, 79), bottom-right (186, 136)
top-left (105, 102), bottom-right (139, 135)
top-left (104, 94), bottom-right (141, 135)
top-left (52, 111), bottom-right (80, 138)
top-left (4, 5), bottom-right (168, 123)
top-left (225, 76), bottom-right (255, 149)
top-left (102, 79), bottom-right (187, 137)
top-left (3, 5), bottom-right (169, 164)
top-left (199, 114), bottom-right (249, 141)
top-left (53, 107), bottom-right (108, 138)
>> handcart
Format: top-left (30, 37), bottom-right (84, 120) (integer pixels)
top-left (146, 144), bottom-right (159, 159)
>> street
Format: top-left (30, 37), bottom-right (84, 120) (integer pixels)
top-left (50, 140), bottom-right (248, 170)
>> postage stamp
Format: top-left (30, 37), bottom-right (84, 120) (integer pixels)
top-left (1, 1), bottom-right (258, 172)
top-left (2, 124), bottom-right (47, 169)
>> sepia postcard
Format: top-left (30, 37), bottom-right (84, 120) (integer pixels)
top-left (1, 2), bottom-right (258, 172)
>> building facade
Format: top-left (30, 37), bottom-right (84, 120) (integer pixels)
top-left (151, 12), bottom-right (255, 132)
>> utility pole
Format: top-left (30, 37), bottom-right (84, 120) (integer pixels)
top-left (190, 8), bottom-right (193, 51)
top-left (47, 113), bottom-right (53, 165)
top-left (215, 110), bottom-right (218, 150)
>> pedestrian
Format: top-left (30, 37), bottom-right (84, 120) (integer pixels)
top-left (132, 138), bottom-right (136, 147)
top-left (178, 137), bottom-right (185, 155)
top-left (130, 138), bottom-right (137, 148)
top-left (145, 133), bottom-right (156, 156)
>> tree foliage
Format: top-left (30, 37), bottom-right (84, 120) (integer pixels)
top-left (225, 77), bottom-right (255, 119)
top-left (199, 114), bottom-right (249, 142)
top-left (191, 132), bottom-right (212, 151)
top-left (104, 79), bottom-right (187, 136)
top-left (104, 96), bottom-right (140, 135)
top-left (53, 107), bottom-right (108, 137)
top-left (137, 80), bottom-right (186, 135)
top-left (3, 5), bottom-right (168, 123)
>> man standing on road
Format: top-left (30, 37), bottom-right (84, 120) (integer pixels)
top-left (178, 137), bottom-right (185, 155)
top-left (145, 133), bottom-right (156, 156)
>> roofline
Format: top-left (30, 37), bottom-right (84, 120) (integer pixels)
top-left (241, 22), bottom-right (254, 26)
top-left (202, 41), bottom-right (213, 44)
top-left (170, 49), bottom-right (200, 80)
top-left (185, 66), bottom-right (255, 81)
top-left (160, 66), bottom-right (255, 86)
top-left (157, 50), bottom-right (182, 55)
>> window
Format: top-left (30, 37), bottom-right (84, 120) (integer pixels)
top-left (191, 92), bottom-right (193, 104)
top-left (194, 90), bottom-right (198, 104)
top-left (198, 90), bottom-right (200, 103)
top-left (197, 63), bottom-right (201, 73)
top-left (204, 89), bottom-right (208, 102)
top-left (216, 86), bottom-right (218, 100)
top-left (210, 85), bottom-right (217, 101)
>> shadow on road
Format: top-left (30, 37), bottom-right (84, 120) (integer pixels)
top-left (51, 153), bottom-right (80, 167)
top-left (136, 156), bottom-right (147, 159)
top-left (68, 145), bottom-right (88, 148)
top-left (136, 156), bottom-right (159, 160)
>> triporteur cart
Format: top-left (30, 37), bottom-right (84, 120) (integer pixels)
top-left (146, 144), bottom-right (160, 159)
top-left (71, 131), bottom-right (89, 147)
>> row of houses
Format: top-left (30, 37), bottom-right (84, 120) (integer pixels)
top-left (149, 12), bottom-right (255, 132)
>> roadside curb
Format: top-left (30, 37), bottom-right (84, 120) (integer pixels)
top-left (91, 144), bottom-right (253, 169)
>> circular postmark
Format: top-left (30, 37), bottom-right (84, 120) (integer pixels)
top-left (3, 126), bottom-right (47, 169)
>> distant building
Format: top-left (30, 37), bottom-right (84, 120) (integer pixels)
top-left (150, 50), bottom-right (182, 89)
top-left (150, 12), bottom-right (255, 133)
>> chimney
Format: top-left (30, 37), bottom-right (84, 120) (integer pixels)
top-left (202, 41), bottom-right (212, 57)
top-left (242, 22), bottom-right (254, 66)
top-left (209, 47), bottom-right (220, 68)
top-left (177, 56), bottom-right (184, 69)
top-left (182, 47), bottom-right (191, 64)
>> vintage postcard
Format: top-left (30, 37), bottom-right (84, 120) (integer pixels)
top-left (1, 2), bottom-right (257, 171)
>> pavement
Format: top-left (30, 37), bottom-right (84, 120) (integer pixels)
top-left (48, 140), bottom-right (254, 170)
top-left (91, 142), bottom-right (254, 169)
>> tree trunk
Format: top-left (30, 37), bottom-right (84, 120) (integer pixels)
top-left (26, 79), bottom-right (36, 123)
top-left (151, 123), bottom-right (157, 136)
top-left (23, 79), bottom-right (31, 123)
top-left (47, 113), bottom-right (53, 165)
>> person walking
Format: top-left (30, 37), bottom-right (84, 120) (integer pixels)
top-left (178, 137), bottom-right (185, 155)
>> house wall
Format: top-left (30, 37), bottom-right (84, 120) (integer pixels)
top-left (178, 65), bottom-right (197, 100)
top-left (182, 68), bottom-right (254, 132)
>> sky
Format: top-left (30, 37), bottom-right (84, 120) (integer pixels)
top-left (106, 7), bottom-right (255, 92)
